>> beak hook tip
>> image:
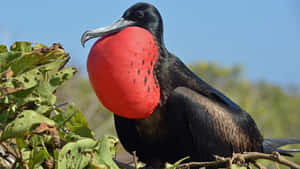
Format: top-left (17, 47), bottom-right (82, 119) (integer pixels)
top-left (81, 31), bottom-right (90, 48)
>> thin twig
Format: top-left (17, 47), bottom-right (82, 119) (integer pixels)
top-left (54, 102), bottom-right (69, 109)
top-left (133, 151), bottom-right (138, 169)
top-left (1, 143), bottom-right (17, 158)
top-left (274, 162), bottom-right (280, 169)
top-left (250, 160), bottom-right (267, 169)
top-left (176, 160), bottom-right (227, 169)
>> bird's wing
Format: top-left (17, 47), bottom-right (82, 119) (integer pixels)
top-left (166, 87), bottom-right (263, 160)
top-left (168, 54), bottom-right (242, 112)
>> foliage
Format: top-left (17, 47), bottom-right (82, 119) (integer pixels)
top-left (0, 42), bottom-right (119, 169)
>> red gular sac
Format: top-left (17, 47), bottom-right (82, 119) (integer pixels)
top-left (87, 26), bottom-right (160, 119)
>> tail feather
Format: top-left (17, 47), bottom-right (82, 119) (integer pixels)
top-left (263, 138), bottom-right (300, 157)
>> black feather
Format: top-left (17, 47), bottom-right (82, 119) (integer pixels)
top-left (263, 138), bottom-right (300, 156)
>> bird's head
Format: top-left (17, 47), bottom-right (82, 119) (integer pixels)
top-left (81, 2), bottom-right (164, 47)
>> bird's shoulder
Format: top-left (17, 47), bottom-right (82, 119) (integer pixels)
top-left (166, 52), bottom-right (243, 114)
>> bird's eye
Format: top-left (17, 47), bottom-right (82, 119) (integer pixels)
top-left (134, 10), bottom-right (144, 19)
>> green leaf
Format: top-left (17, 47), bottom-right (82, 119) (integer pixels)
top-left (33, 43), bottom-right (47, 50)
top-left (1, 41), bottom-right (69, 76)
top-left (36, 80), bottom-right (57, 105)
top-left (21, 148), bottom-right (31, 162)
top-left (53, 104), bottom-right (94, 138)
top-left (0, 44), bottom-right (8, 53)
top-left (16, 136), bottom-right (26, 149)
top-left (0, 111), bottom-right (9, 126)
top-left (30, 135), bottom-right (44, 147)
top-left (35, 105), bottom-right (52, 114)
top-left (10, 41), bottom-right (33, 52)
top-left (1, 110), bottom-right (55, 140)
top-left (8, 43), bottom-right (67, 75)
top-left (49, 67), bottom-right (77, 92)
top-left (3, 68), bottom-right (42, 89)
top-left (52, 108), bottom-right (73, 127)
top-left (232, 164), bottom-right (247, 169)
top-left (89, 135), bottom-right (119, 169)
top-left (53, 149), bottom-right (59, 168)
top-left (0, 52), bottom-right (22, 72)
top-left (58, 138), bottom-right (96, 169)
top-left (29, 147), bottom-right (50, 169)
top-left (58, 136), bottom-right (119, 169)
top-left (67, 105), bottom-right (94, 138)
top-left (165, 156), bottom-right (190, 169)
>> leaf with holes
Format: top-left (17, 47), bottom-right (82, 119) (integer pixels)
top-left (0, 51), bottom-right (23, 73)
top-left (89, 135), bottom-right (119, 169)
top-left (1, 110), bottom-right (55, 140)
top-left (58, 138), bottom-right (96, 169)
top-left (58, 136), bottom-right (119, 169)
top-left (0, 41), bottom-right (67, 76)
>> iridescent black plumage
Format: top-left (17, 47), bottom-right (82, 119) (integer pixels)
top-left (82, 2), bottom-right (300, 168)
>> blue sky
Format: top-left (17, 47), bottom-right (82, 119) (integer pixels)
top-left (1, 0), bottom-right (300, 86)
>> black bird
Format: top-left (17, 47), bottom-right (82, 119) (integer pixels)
top-left (81, 2), bottom-right (300, 168)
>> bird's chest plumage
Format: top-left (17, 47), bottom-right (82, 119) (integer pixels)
top-left (87, 27), bottom-right (160, 119)
top-left (118, 99), bottom-right (194, 165)
top-left (135, 106), bottom-right (169, 143)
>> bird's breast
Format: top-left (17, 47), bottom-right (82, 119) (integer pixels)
top-left (87, 26), bottom-right (160, 119)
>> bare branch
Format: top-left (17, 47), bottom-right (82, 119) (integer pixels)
top-left (0, 158), bottom-right (11, 169)
top-left (236, 152), bottom-right (300, 169)
top-left (176, 152), bottom-right (300, 169)
top-left (1, 143), bottom-right (17, 158)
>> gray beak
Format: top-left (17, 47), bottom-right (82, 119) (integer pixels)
top-left (81, 18), bottom-right (136, 47)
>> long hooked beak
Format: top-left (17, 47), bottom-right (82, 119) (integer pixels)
top-left (81, 18), bottom-right (136, 47)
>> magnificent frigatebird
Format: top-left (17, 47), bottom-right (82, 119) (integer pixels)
top-left (81, 2), bottom-right (300, 168)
